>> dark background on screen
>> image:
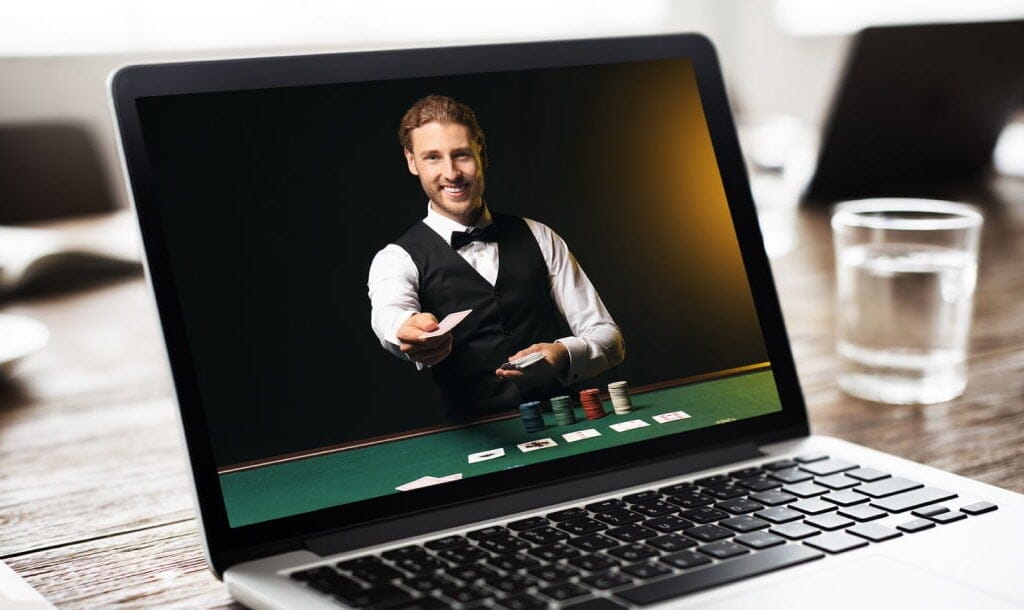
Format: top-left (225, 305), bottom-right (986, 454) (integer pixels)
top-left (138, 59), bottom-right (770, 466)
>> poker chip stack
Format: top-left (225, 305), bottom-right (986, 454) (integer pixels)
top-left (551, 395), bottom-right (576, 426)
top-left (579, 388), bottom-right (606, 420)
top-left (519, 401), bottom-right (545, 433)
top-left (608, 381), bottom-right (633, 415)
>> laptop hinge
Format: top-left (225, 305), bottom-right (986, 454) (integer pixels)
top-left (306, 441), bottom-right (763, 558)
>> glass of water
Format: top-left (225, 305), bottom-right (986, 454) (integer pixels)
top-left (832, 199), bottom-right (983, 404)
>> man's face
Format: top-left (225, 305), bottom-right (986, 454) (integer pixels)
top-left (404, 121), bottom-right (485, 224)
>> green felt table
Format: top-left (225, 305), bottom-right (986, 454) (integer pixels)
top-left (220, 369), bottom-right (782, 527)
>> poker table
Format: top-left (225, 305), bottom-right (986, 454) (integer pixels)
top-left (219, 367), bottom-right (782, 527)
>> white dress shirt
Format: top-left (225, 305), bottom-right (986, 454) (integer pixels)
top-left (367, 202), bottom-right (625, 384)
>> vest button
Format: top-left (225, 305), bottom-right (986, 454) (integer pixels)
top-left (494, 288), bottom-right (503, 297)
top-left (503, 328), bottom-right (512, 337)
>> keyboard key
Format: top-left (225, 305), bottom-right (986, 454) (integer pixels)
top-left (800, 459), bottom-right (857, 476)
top-left (695, 474), bottom-right (730, 486)
top-left (679, 506), bottom-right (730, 523)
top-left (567, 533), bottom-right (619, 552)
top-left (403, 574), bottom-right (455, 592)
top-left (856, 477), bottom-right (923, 498)
top-left (816, 474), bottom-right (860, 490)
top-left (737, 476), bottom-right (782, 492)
top-left (630, 500), bottom-right (677, 517)
top-left (897, 519), bottom-right (936, 533)
top-left (912, 505), bottom-right (948, 518)
top-left (564, 597), bottom-right (629, 610)
top-left (621, 561), bottom-right (673, 581)
top-left (783, 482), bottom-right (829, 498)
top-left (684, 524), bottom-right (733, 542)
top-left (734, 531), bottom-right (786, 549)
top-left (961, 501), bottom-right (998, 515)
top-left (762, 458), bottom-right (798, 471)
top-left (660, 550), bottom-right (712, 570)
top-left (644, 515), bottom-right (693, 533)
top-left (519, 526), bottom-right (569, 545)
top-left (659, 482), bottom-right (696, 496)
top-left (487, 554), bottom-right (540, 572)
top-left (620, 545), bottom-right (824, 605)
top-left (508, 516), bottom-right (550, 531)
top-left (606, 524), bottom-right (658, 542)
top-left (769, 468), bottom-right (813, 484)
top-left (845, 467), bottom-right (890, 482)
top-left (749, 490), bottom-right (797, 506)
top-left (336, 556), bottom-right (383, 571)
top-left (790, 499), bottom-right (836, 515)
top-left (847, 523), bottom-right (901, 542)
top-left (716, 498), bottom-right (764, 514)
top-left (437, 547), bottom-right (489, 565)
top-left (871, 487), bottom-right (957, 513)
top-left (568, 554), bottom-right (620, 572)
top-left (607, 543), bottom-right (659, 562)
top-left (837, 505), bottom-right (887, 522)
top-left (646, 533), bottom-right (697, 552)
top-left (388, 596), bottom-right (448, 610)
top-left (467, 525), bottom-right (507, 540)
top-left (301, 570), bottom-right (362, 597)
top-left (803, 513), bottom-right (854, 531)
top-left (804, 532), bottom-right (868, 554)
top-left (795, 452), bottom-right (829, 463)
top-left (720, 516), bottom-right (770, 532)
top-left (593, 508), bottom-right (644, 526)
top-left (666, 491), bottom-right (714, 508)
top-left (527, 565), bottom-right (580, 583)
top-left (485, 573), bottom-right (537, 594)
top-left (581, 571), bottom-right (633, 590)
top-left (440, 584), bottom-right (492, 604)
top-left (586, 499), bottom-right (626, 512)
top-left (770, 522), bottom-right (820, 540)
top-left (496, 593), bottom-right (548, 609)
top-left (703, 484), bottom-right (747, 500)
top-left (352, 563), bottom-right (405, 584)
top-left (528, 543), bottom-right (580, 561)
top-left (424, 535), bottom-right (469, 551)
top-left (699, 541), bottom-right (749, 559)
top-left (558, 517), bottom-right (608, 535)
top-left (623, 490), bottom-right (660, 503)
top-left (755, 507), bottom-right (804, 523)
top-left (931, 511), bottom-right (967, 524)
top-left (539, 582), bottom-right (590, 602)
top-left (447, 564), bottom-right (500, 583)
top-left (395, 555), bottom-right (448, 574)
top-left (729, 467), bottom-right (765, 479)
top-left (477, 534), bottom-right (530, 555)
top-left (821, 490), bottom-right (869, 506)
top-left (382, 545), bottom-right (427, 561)
top-left (336, 585), bottom-right (412, 608)
top-left (548, 507), bottom-right (588, 521)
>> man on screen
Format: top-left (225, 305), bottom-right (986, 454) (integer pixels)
top-left (368, 95), bottom-right (624, 417)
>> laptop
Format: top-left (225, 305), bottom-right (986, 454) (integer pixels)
top-left (803, 19), bottom-right (1024, 203)
top-left (110, 34), bottom-right (1024, 609)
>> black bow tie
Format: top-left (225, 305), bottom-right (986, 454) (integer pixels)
top-left (451, 225), bottom-right (497, 249)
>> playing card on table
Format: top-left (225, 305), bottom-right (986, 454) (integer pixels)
top-left (653, 410), bottom-right (691, 424)
top-left (420, 309), bottom-right (472, 338)
top-left (517, 438), bottom-right (557, 453)
top-left (562, 428), bottom-right (601, 443)
top-left (467, 448), bottom-right (505, 463)
top-left (610, 419), bottom-right (650, 432)
top-left (395, 473), bottom-right (462, 491)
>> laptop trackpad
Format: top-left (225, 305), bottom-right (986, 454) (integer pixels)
top-left (699, 554), bottom-right (1016, 609)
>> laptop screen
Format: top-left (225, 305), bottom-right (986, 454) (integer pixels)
top-left (134, 54), bottom-right (785, 529)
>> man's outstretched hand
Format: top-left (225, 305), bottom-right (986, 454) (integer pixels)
top-left (495, 342), bottom-right (569, 388)
top-left (397, 313), bottom-right (453, 367)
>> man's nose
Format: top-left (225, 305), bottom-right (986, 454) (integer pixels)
top-left (442, 158), bottom-right (461, 179)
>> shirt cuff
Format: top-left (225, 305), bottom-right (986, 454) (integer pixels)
top-left (555, 336), bottom-right (588, 385)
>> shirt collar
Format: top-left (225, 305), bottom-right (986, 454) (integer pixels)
top-left (423, 201), bottom-right (493, 246)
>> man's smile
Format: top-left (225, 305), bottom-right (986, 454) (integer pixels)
top-left (442, 183), bottom-right (469, 197)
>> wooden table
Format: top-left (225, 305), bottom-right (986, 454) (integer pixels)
top-left (2, 177), bottom-right (1022, 607)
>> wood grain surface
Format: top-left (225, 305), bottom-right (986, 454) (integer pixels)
top-left (1, 177), bottom-right (1021, 607)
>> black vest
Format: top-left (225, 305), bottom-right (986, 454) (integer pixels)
top-left (395, 212), bottom-right (572, 418)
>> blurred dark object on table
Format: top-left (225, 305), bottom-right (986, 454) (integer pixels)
top-left (0, 123), bottom-right (117, 223)
top-left (804, 19), bottom-right (1024, 203)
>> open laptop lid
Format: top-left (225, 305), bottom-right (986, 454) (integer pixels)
top-left (111, 34), bottom-right (809, 573)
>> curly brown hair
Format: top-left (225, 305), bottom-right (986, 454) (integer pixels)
top-left (398, 95), bottom-right (488, 166)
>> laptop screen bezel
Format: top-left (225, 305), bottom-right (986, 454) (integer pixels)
top-left (111, 33), bottom-right (810, 572)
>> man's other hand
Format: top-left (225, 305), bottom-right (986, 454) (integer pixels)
top-left (494, 342), bottom-right (569, 386)
top-left (397, 313), bottom-right (453, 367)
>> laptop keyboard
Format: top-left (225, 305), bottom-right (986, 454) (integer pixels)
top-left (288, 452), bottom-right (998, 609)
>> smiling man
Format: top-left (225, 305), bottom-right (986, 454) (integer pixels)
top-left (367, 95), bottom-right (624, 418)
